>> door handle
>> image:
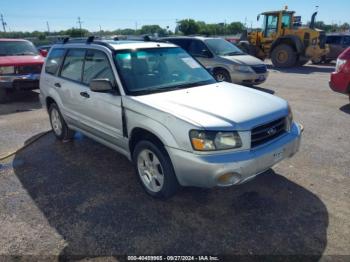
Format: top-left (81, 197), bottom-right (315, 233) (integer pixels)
top-left (54, 82), bottom-right (61, 88)
top-left (80, 91), bottom-right (90, 98)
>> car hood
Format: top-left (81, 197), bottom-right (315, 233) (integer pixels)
top-left (131, 82), bottom-right (288, 130)
top-left (0, 55), bottom-right (44, 66)
top-left (220, 54), bottom-right (264, 66)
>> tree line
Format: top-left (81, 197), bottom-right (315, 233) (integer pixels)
top-left (0, 19), bottom-right (348, 41)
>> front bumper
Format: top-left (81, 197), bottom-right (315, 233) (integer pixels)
top-left (230, 71), bottom-right (269, 85)
top-left (167, 122), bottom-right (302, 188)
top-left (0, 74), bottom-right (40, 90)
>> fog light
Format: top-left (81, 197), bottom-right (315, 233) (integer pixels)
top-left (217, 172), bottom-right (241, 186)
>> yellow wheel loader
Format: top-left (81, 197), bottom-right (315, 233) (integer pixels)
top-left (239, 8), bottom-right (329, 68)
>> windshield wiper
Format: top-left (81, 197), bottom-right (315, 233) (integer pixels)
top-left (223, 51), bottom-right (243, 56)
top-left (14, 52), bottom-right (36, 56)
top-left (131, 80), bottom-right (214, 95)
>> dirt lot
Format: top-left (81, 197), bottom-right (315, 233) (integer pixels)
top-left (0, 62), bottom-right (349, 261)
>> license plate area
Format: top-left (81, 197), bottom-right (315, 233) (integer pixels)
top-left (273, 148), bottom-right (285, 163)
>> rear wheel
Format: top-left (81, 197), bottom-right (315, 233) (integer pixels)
top-left (271, 44), bottom-right (297, 68)
top-left (214, 69), bottom-right (231, 82)
top-left (297, 56), bottom-right (309, 66)
top-left (133, 140), bottom-right (180, 198)
top-left (49, 103), bottom-right (75, 141)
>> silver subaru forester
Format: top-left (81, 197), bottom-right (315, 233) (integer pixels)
top-left (40, 38), bottom-right (302, 198)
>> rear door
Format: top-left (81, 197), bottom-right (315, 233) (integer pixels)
top-left (58, 48), bottom-right (87, 125)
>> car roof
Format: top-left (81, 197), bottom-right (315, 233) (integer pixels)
top-left (0, 38), bottom-right (29, 42)
top-left (51, 40), bottom-right (177, 51)
top-left (162, 36), bottom-right (220, 41)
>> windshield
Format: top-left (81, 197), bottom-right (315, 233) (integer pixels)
top-left (0, 41), bottom-right (38, 56)
top-left (204, 38), bottom-right (244, 56)
top-left (114, 47), bottom-right (216, 95)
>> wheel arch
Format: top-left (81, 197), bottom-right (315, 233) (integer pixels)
top-left (271, 35), bottom-right (304, 54)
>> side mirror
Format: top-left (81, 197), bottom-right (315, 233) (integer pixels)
top-left (90, 79), bottom-right (113, 92)
top-left (39, 49), bottom-right (48, 57)
top-left (202, 49), bottom-right (213, 58)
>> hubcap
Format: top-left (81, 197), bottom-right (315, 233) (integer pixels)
top-left (216, 73), bottom-right (226, 82)
top-left (50, 108), bottom-right (62, 136)
top-left (277, 50), bottom-right (288, 63)
top-left (137, 149), bottom-right (164, 193)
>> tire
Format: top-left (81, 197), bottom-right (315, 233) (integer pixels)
top-left (49, 103), bottom-right (75, 141)
top-left (0, 88), bottom-right (9, 103)
top-left (297, 56), bottom-right (309, 66)
top-left (214, 69), bottom-right (231, 82)
top-left (311, 56), bottom-right (325, 64)
top-left (271, 44), bottom-right (297, 68)
top-left (133, 140), bottom-right (180, 198)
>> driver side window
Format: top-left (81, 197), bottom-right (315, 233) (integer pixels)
top-left (188, 40), bottom-right (210, 57)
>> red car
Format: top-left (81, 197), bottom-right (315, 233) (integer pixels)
top-left (330, 47), bottom-right (350, 101)
top-left (0, 39), bottom-right (45, 102)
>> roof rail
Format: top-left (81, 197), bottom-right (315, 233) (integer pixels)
top-left (86, 36), bottom-right (95, 43)
top-left (63, 37), bottom-right (70, 44)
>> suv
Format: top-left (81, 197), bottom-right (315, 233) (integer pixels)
top-left (40, 39), bottom-right (302, 198)
top-left (313, 34), bottom-right (350, 64)
top-left (0, 39), bottom-right (45, 102)
top-left (162, 36), bottom-right (268, 85)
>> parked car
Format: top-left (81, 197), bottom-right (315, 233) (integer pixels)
top-left (0, 39), bottom-right (45, 102)
top-left (40, 39), bottom-right (302, 198)
top-left (313, 33), bottom-right (350, 64)
top-left (162, 36), bottom-right (268, 85)
top-left (36, 44), bottom-right (52, 57)
top-left (329, 47), bottom-right (350, 101)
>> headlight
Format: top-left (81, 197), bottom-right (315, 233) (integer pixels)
top-left (190, 130), bottom-right (242, 151)
top-left (0, 66), bottom-right (15, 75)
top-left (286, 104), bottom-right (293, 132)
top-left (232, 65), bottom-right (254, 73)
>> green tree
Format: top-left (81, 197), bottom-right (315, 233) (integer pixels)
top-left (227, 22), bottom-right (245, 34)
top-left (178, 19), bottom-right (200, 35)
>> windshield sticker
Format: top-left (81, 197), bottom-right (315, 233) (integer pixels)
top-left (181, 57), bottom-right (201, 68)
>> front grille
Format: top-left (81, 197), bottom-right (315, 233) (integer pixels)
top-left (16, 64), bottom-right (42, 74)
top-left (251, 117), bottom-right (286, 148)
top-left (251, 65), bottom-right (267, 74)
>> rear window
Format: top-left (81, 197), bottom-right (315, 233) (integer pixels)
top-left (45, 48), bottom-right (65, 75)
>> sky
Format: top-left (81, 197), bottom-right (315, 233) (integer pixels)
top-left (1, 0), bottom-right (349, 32)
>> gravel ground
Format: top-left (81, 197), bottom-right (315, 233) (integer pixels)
top-left (0, 62), bottom-right (349, 261)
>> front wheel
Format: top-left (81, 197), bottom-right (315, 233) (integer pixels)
top-left (133, 140), bottom-right (180, 198)
top-left (271, 44), bottom-right (297, 68)
top-left (214, 69), bottom-right (231, 82)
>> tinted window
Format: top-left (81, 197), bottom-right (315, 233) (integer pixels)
top-left (343, 36), bottom-right (350, 46)
top-left (60, 49), bottom-right (85, 82)
top-left (188, 40), bottom-right (209, 56)
top-left (45, 48), bottom-right (65, 75)
top-left (166, 39), bottom-right (190, 50)
top-left (83, 50), bottom-right (115, 85)
top-left (326, 36), bottom-right (342, 45)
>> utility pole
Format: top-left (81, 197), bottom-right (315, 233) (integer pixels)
top-left (1, 14), bottom-right (7, 32)
top-left (99, 25), bottom-right (102, 36)
top-left (46, 21), bottom-right (50, 33)
top-left (77, 16), bottom-right (83, 30)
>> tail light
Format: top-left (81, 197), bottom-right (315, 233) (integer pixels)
top-left (335, 59), bottom-right (347, 72)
